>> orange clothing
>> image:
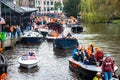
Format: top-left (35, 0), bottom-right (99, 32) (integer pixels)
top-left (0, 73), bottom-right (7, 80)
top-left (87, 50), bottom-right (92, 59)
top-left (10, 26), bottom-right (14, 32)
top-left (52, 32), bottom-right (58, 37)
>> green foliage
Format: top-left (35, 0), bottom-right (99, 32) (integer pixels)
top-left (111, 20), bottom-right (120, 24)
top-left (54, 1), bottom-right (62, 10)
top-left (80, 0), bottom-right (120, 23)
top-left (63, 0), bottom-right (80, 18)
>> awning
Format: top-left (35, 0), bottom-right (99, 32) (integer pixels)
top-left (0, 0), bottom-right (37, 14)
top-left (0, 17), bottom-right (5, 24)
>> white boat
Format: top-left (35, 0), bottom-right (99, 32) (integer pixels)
top-left (18, 52), bottom-right (39, 69)
top-left (20, 31), bottom-right (43, 43)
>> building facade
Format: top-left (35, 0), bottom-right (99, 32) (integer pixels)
top-left (39, 0), bottom-right (64, 14)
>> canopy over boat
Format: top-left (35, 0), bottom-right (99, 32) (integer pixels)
top-left (46, 22), bottom-right (63, 34)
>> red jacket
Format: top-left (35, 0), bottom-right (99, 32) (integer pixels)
top-left (95, 50), bottom-right (104, 62)
top-left (102, 58), bottom-right (114, 73)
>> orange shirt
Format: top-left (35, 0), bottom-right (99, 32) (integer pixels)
top-left (52, 32), bottom-right (58, 37)
top-left (87, 50), bottom-right (92, 59)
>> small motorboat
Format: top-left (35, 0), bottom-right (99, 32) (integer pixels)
top-left (20, 31), bottom-right (43, 43)
top-left (69, 58), bottom-right (118, 80)
top-left (0, 54), bottom-right (7, 75)
top-left (18, 52), bottom-right (39, 69)
top-left (53, 38), bottom-right (78, 49)
top-left (71, 24), bottom-right (83, 33)
top-left (46, 22), bottom-right (63, 42)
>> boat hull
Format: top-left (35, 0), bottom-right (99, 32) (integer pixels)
top-left (19, 62), bottom-right (38, 69)
top-left (18, 56), bottom-right (39, 69)
top-left (0, 54), bottom-right (7, 75)
top-left (53, 38), bottom-right (78, 49)
top-left (21, 37), bottom-right (43, 43)
top-left (46, 36), bottom-right (57, 42)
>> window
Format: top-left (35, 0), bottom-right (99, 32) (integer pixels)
top-left (44, 1), bottom-right (46, 5)
top-left (47, 7), bottom-right (50, 11)
top-left (51, 7), bottom-right (53, 10)
top-left (44, 7), bottom-right (46, 11)
top-left (47, 1), bottom-right (49, 5)
top-left (51, 1), bottom-right (53, 5)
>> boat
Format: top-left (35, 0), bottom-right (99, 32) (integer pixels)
top-left (46, 22), bottom-right (63, 42)
top-left (69, 58), bottom-right (118, 80)
top-left (53, 38), bottom-right (78, 49)
top-left (71, 24), bottom-right (83, 33)
top-left (0, 54), bottom-right (7, 75)
top-left (18, 51), bottom-right (39, 69)
top-left (20, 31), bottom-right (43, 43)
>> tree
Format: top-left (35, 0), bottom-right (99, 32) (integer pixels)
top-left (80, 0), bottom-right (120, 23)
top-left (54, 1), bottom-right (62, 11)
top-left (63, 0), bottom-right (80, 18)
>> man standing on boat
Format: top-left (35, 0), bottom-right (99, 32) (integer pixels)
top-left (102, 53), bottom-right (114, 80)
top-left (71, 45), bottom-right (81, 61)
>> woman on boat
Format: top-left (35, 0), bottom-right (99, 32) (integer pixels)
top-left (94, 47), bottom-right (104, 66)
top-left (87, 46), bottom-right (92, 59)
top-left (94, 47), bottom-right (104, 62)
top-left (71, 45), bottom-right (81, 61)
top-left (102, 53), bottom-right (114, 80)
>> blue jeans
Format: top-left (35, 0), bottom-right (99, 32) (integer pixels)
top-left (104, 72), bottom-right (112, 80)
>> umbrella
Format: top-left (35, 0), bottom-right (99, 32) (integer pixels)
top-left (46, 22), bottom-right (63, 33)
top-left (0, 17), bottom-right (5, 24)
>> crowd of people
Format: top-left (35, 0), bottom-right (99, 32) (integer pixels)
top-left (71, 42), bottom-right (118, 80)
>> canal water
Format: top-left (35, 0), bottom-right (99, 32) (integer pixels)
top-left (3, 23), bottom-right (120, 80)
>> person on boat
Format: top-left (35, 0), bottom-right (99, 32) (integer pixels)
top-left (89, 52), bottom-right (96, 65)
top-left (94, 47), bottom-right (104, 66)
top-left (52, 31), bottom-right (58, 37)
top-left (87, 46), bottom-right (92, 59)
top-left (93, 72), bottom-right (103, 80)
top-left (89, 42), bottom-right (95, 53)
top-left (102, 53), bottom-right (114, 80)
top-left (83, 56), bottom-right (89, 65)
top-left (80, 45), bottom-right (88, 62)
top-left (67, 32), bottom-right (72, 38)
top-left (72, 45), bottom-right (81, 61)
top-left (94, 47), bottom-right (104, 62)
top-left (58, 32), bottom-right (65, 38)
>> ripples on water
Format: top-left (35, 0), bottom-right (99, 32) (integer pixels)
top-left (3, 23), bottom-right (120, 80)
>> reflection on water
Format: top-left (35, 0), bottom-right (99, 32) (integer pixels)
top-left (53, 48), bottom-right (73, 58)
top-left (3, 23), bottom-right (120, 80)
top-left (18, 66), bottom-right (39, 73)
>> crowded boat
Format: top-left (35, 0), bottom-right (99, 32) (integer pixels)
top-left (69, 42), bottom-right (119, 80)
